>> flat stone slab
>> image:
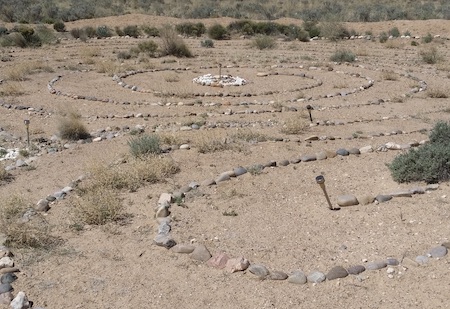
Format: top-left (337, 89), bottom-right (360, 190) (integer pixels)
top-left (267, 270), bottom-right (288, 280)
top-left (191, 244), bottom-right (212, 262)
top-left (300, 155), bottom-right (316, 162)
top-left (336, 148), bottom-right (349, 156)
top-left (375, 195), bottom-right (393, 203)
top-left (225, 257), bottom-right (250, 273)
top-left (415, 255), bottom-right (429, 265)
top-left (171, 244), bottom-right (195, 254)
top-left (366, 261), bottom-right (387, 270)
top-left (358, 195), bottom-right (375, 205)
top-left (287, 270), bottom-right (307, 284)
top-left (207, 252), bottom-right (230, 269)
top-left (428, 246), bottom-right (447, 258)
top-left (337, 195), bottom-right (359, 206)
top-left (248, 264), bottom-right (270, 278)
top-left (347, 265), bottom-right (366, 275)
top-left (316, 151), bottom-right (327, 160)
top-left (326, 266), bottom-right (348, 280)
top-left (307, 271), bottom-right (326, 283)
top-left (386, 258), bottom-right (400, 266)
top-left (389, 190), bottom-right (413, 198)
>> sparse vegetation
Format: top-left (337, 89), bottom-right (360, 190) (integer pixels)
top-left (159, 26), bottom-right (193, 58)
top-left (280, 115), bottom-right (309, 134)
top-left (122, 25), bottom-right (140, 38)
top-left (58, 109), bottom-right (90, 140)
top-left (53, 20), bottom-right (66, 32)
top-left (0, 195), bottom-right (60, 249)
top-left (389, 121), bottom-right (450, 183)
top-left (420, 47), bottom-right (443, 64)
top-left (422, 33), bottom-right (433, 43)
top-left (208, 24), bottom-right (228, 40)
top-left (379, 32), bottom-right (388, 43)
top-left (330, 49), bottom-right (356, 62)
top-left (252, 35), bottom-right (276, 50)
top-left (128, 134), bottom-right (161, 158)
top-left (201, 39), bottom-right (214, 48)
top-left (176, 22), bottom-right (206, 37)
top-left (427, 88), bottom-right (449, 98)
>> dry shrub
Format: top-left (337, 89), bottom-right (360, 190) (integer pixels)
top-left (0, 195), bottom-right (60, 249)
top-left (385, 40), bottom-right (404, 49)
top-left (427, 87), bottom-right (449, 98)
top-left (80, 47), bottom-right (102, 58)
top-left (230, 128), bottom-right (269, 143)
top-left (280, 114), bottom-right (309, 134)
top-left (382, 70), bottom-right (398, 81)
top-left (71, 189), bottom-right (124, 225)
top-left (95, 60), bottom-right (119, 76)
top-left (0, 83), bottom-right (25, 96)
top-left (4, 61), bottom-right (54, 81)
top-left (159, 26), bottom-right (193, 58)
top-left (193, 131), bottom-right (233, 153)
top-left (57, 109), bottom-right (90, 140)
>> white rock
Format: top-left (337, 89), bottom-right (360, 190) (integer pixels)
top-left (0, 256), bottom-right (14, 269)
top-left (10, 291), bottom-right (30, 309)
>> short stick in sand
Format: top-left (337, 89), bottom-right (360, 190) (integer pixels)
top-left (315, 175), bottom-right (339, 211)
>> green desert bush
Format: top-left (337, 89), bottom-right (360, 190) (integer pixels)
top-left (252, 35), bottom-right (276, 50)
top-left (389, 121), bottom-right (450, 183)
top-left (230, 129), bottom-right (268, 143)
top-left (137, 40), bottom-right (158, 56)
top-left (379, 32), bottom-right (389, 43)
top-left (303, 21), bottom-right (320, 38)
top-left (319, 22), bottom-right (350, 41)
top-left (128, 134), bottom-right (161, 158)
top-left (96, 25), bottom-right (112, 38)
top-left (159, 26), bottom-right (193, 58)
top-left (58, 110), bottom-right (90, 140)
top-left (422, 33), bottom-right (433, 43)
top-left (389, 27), bottom-right (400, 38)
top-left (330, 49), bottom-right (356, 62)
top-left (208, 24), bottom-right (228, 40)
top-left (176, 22), bottom-right (206, 37)
top-left (141, 25), bottom-right (159, 37)
top-left (53, 20), bottom-right (66, 32)
top-left (123, 25), bottom-right (140, 38)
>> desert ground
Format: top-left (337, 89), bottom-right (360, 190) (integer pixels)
top-left (0, 15), bottom-right (450, 309)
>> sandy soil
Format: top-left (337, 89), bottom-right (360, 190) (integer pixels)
top-left (0, 15), bottom-right (450, 309)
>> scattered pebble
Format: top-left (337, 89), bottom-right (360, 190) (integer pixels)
top-left (366, 261), bottom-right (387, 270)
top-left (287, 270), bottom-right (307, 284)
top-left (326, 266), bottom-right (348, 280)
top-left (248, 264), bottom-right (270, 278)
top-left (191, 244), bottom-right (212, 262)
top-left (428, 246), bottom-right (447, 258)
top-left (415, 255), bottom-right (429, 265)
top-left (307, 271), bottom-right (326, 283)
top-left (347, 265), bottom-right (366, 275)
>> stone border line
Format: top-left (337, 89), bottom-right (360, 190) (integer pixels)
top-left (0, 136), bottom-right (445, 308)
top-left (152, 141), bottom-right (448, 284)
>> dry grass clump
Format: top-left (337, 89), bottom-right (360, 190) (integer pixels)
top-left (0, 83), bottom-right (25, 96)
top-left (71, 188), bottom-right (124, 226)
top-left (230, 128), bottom-right (269, 143)
top-left (193, 132), bottom-right (233, 154)
top-left (427, 87), bottom-right (449, 98)
top-left (0, 195), bottom-right (60, 249)
top-left (382, 70), bottom-right (398, 81)
top-left (57, 109), bottom-right (90, 140)
top-left (280, 114), bottom-right (309, 134)
top-left (159, 26), bottom-right (193, 58)
top-left (95, 60), bottom-right (120, 76)
top-left (4, 61), bottom-right (53, 81)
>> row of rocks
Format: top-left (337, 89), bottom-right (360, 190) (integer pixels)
top-left (0, 247), bottom-right (37, 308)
top-left (152, 152), bottom-right (447, 284)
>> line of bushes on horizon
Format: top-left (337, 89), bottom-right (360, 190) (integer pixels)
top-left (0, 0), bottom-right (449, 24)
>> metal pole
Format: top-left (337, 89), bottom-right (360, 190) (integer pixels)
top-left (315, 175), bottom-right (339, 211)
top-left (24, 119), bottom-right (30, 147)
top-left (306, 105), bottom-right (313, 123)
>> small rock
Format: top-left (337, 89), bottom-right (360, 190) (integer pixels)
top-left (0, 257), bottom-right (13, 269)
top-left (410, 187), bottom-right (425, 194)
top-left (326, 266), bottom-right (348, 280)
top-left (442, 242), bottom-right (450, 249)
top-left (307, 271), bottom-right (326, 283)
top-left (0, 291), bottom-right (13, 305)
top-left (35, 199), bottom-right (49, 212)
top-left (0, 283), bottom-right (13, 293)
top-left (171, 244), bottom-right (195, 254)
top-left (375, 195), bottom-right (392, 203)
top-left (336, 148), bottom-right (349, 156)
top-left (233, 166), bottom-right (247, 177)
top-left (300, 154), bottom-right (316, 162)
top-left (0, 273), bottom-right (17, 284)
top-left (336, 195), bottom-right (359, 207)
top-left (153, 234), bottom-right (176, 249)
top-left (428, 246), bottom-right (447, 258)
top-left (315, 151), bottom-right (327, 160)
top-left (358, 195), bottom-right (375, 205)
top-left (305, 135), bottom-right (319, 141)
top-left (325, 150), bottom-right (337, 158)
top-left (386, 267), bottom-right (395, 274)
top-left (0, 267), bottom-right (19, 275)
top-left (278, 160), bottom-right (290, 166)
top-left (268, 271), bottom-right (288, 280)
top-left (366, 261), bottom-right (387, 270)
top-left (347, 265), bottom-right (366, 275)
top-left (248, 264), bottom-right (270, 278)
top-left (386, 258), bottom-right (400, 266)
top-left (348, 147), bottom-right (360, 155)
top-left (215, 172), bottom-right (231, 183)
top-left (207, 252), bottom-right (229, 269)
top-left (425, 184), bottom-right (439, 191)
top-left (225, 257), bottom-right (250, 273)
top-left (389, 190), bottom-right (412, 198)
top-left (287, 270), bottom-right (307, 284)
top-left (157, 193), bottom-right (172, 206)
top-left (10, 291), bottom-right (30, 309)
top-left (191, 244), bottom-right (212, 262)
top-left (179, 144), bottom-right (190, 150)
top-left (401, 257), bottom-right (418, 268)
top-left (415, 255), bottom-right (429, 265)
top-left (359, 145), bottom-right (373, 154)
